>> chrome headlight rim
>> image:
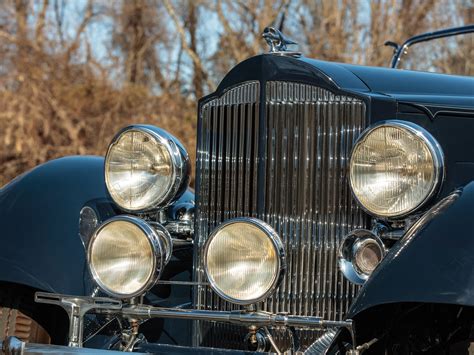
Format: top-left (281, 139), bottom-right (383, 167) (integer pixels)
top-left (105, 125), bottom-right (190, 213)
top-left (203, 217), bottom-right (286, 305)
top-left (349, 120), bottom-right (445, 219)
top-left (87, 215), bottom-right (164, 299)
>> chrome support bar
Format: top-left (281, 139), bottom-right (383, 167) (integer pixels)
top-left (98, 304), bottom-right (353, 330)
top-left (1, 337), bottom-right (140, 355)
top-left (34, 292), bottom-right (355, 351)
top-left (35, 292), bottom-right (122, 347)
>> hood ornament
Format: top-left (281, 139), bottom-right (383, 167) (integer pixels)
top-left (262, 27), bottom-right (301, 57)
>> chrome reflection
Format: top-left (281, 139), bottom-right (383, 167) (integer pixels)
top-left (79, 206), bottom-right (98, 247)
top-left (88, 216), bottom-right (170, 298)
top-left (338, 229), bottom-right (386, 285)
top-left (195, 80), bottom-right (367, 349)
top-left (148, 221), bottom-right (173, 265)
top-left (203, 217), bottom-right (286, 305)
top-left (105, 125), bottom-right (190, 212)
top-left (304, 328), bottom-right (337, 354)
top-left (349, 120), bottom-right (444, 219)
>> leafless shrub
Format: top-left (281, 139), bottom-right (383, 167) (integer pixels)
top-left (0, 0), bottom-right (471, 186)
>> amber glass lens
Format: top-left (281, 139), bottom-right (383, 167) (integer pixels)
top-left (205, 222), bottom-right (280, 303)
top-left (105, 130), bottom-right (174, 211)
top-left (350, 125), bottom-right (437, 217)
top-left (89, 220), bottom-right (154, 297)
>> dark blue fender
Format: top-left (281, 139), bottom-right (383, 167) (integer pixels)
top-left (0, 156), bottom-right (109, 295)
top-left (346, 181), bottom-right (474, 323)
top-left (325, 183), bottom-right (474, 351)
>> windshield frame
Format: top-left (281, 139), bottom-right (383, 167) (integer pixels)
top-left (389, 25), bottom-right (474, 69)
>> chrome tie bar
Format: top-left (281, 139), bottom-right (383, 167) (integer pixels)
top-left (34, 292), bottom-right (354, 350)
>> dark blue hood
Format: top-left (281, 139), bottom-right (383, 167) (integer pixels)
top-left (301, 57), bottom-right (474, 108)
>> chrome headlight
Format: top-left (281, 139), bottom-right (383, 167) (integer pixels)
top-left (350, 121), bottom-right (444, 218)
top-left (87, 216), bottom-right (170, 298)
top-left (204, 218), bottom-right (285, 305)
top-left (105, 125), bottom-right (190, 212)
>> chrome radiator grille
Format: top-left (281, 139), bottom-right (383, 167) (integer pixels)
top-left (194, 81), bottom-right (368, 348)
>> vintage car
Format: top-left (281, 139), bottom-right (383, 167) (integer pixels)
top-left (1, 25), bottom-right (473, 354)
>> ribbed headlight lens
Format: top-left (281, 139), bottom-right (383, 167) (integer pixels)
top-left (88, 216), bottom-right (166, 298)
top-left (105, 126), bottom-right (189, 212)
top-left (204, 218), bottom-right (285, 305)
top-left (350, 121), bottom-right (443, 218)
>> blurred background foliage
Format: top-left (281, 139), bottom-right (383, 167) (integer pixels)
top-left (0, 0), bottom-right (472, 186)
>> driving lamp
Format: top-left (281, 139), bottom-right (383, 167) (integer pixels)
top-left (87, 216), bottom-right (170, 298)
top-left (350, 121), bottom-right (444, 218)
top-left (204, 218), bottom-right (285, 305)
top-left (105, 125), bottom-right (190, 212)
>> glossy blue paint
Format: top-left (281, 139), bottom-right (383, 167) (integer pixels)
top-left (329, 61), bottom-right (474, 103)
top-left (348, 182), bottom-right (474, 318)
top-left (0, 156), bottom-right (108, 295)
top-left (214, 54), bottom-right (474, 109)
top-left (1, 49), bottom-right (473, 350)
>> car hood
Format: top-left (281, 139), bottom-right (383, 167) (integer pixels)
top-left (301, 57), bottom-right (474, 109)
top-left (210, 54), bottom-right (473, 110)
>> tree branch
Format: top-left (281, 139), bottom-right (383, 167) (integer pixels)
top-left (163, 0), bottom-right (214, 91)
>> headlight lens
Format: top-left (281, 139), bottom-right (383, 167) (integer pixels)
top-left (204, 218), bottom-right (285, 305)
top-left (350, 121), bottom-right (443, 218)
top-left (88, 216), bottom-right (166, 298)
top-left (105, 126), bottom-right (189, 212)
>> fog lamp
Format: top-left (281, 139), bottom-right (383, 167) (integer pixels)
top-left (338, 230), bottom-right (386, 285)
top-left (105, 125), bottom-right (190, 212)
top-left (204, 218), bottom-right (285, 305)
top-left (87, 216), bottom-right (170, 298)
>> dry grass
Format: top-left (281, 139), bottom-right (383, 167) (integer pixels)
top-left (0, 0), bottom-right (471, 187)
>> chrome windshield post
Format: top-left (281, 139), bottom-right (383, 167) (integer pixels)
top-left (387, 25), bottom-right (474, 68)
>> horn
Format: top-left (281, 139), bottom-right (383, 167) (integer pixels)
top-left (338, 230), bottom-right (386, 285)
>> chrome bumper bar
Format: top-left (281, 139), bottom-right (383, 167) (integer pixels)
top-left (0, 337), bottom-right (141, 355)
top-left (0, 337), bottom-right (250, 355)
top-left (34, 292), bottom-right (354, 353)
top-left (99, 305), bottom-right (352, 329)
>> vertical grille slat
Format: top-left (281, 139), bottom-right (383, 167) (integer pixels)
top-left (195, 81), bottom-right (367, 350)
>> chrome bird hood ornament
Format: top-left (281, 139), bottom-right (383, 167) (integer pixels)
top-left (262, 26), bottom-right (301, 57)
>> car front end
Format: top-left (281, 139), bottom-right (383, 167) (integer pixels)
top-left (2, 27), bottom-right (474, 355)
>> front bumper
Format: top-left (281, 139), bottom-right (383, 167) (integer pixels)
top-left (0, 337), bottom-right (132, 355)
top-left (29, 292), bottom-right (355, 354)
top-left (0, 337), bottom-right (255, 355)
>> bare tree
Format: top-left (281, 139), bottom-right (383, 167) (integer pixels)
top-left (0, 0), bottom-right (470, 186)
